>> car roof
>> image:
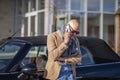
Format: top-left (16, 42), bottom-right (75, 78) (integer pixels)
top-left (12, 35), bottom-right (120, 63)
top-left (13, 35), bottom-right (103, 46)
top-left (13, 35), bottom-right (47, 46)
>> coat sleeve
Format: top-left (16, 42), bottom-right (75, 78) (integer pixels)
top-left (64, 37), bottom-right (82, 64)
top-left (47, 34), bottom-right (68, 61)
top-left (65, 54), bottom-right (82, 64)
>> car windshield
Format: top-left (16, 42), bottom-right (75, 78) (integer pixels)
top-left (0, 41), bottom-right (23, 72)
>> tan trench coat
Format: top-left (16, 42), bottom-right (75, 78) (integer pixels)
top-left (44, 30), bottom-right (82, 80)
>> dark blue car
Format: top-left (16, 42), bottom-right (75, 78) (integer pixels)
top-left (0, 36), bottom-right (120, 80)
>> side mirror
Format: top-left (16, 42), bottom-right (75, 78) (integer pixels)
top-left (18, 64), bottom-right (37, 80)
top-left (21, 64), bottom-right (37, 74)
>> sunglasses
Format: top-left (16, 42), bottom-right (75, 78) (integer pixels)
top-left (67, 24), bottom-right (79, 34)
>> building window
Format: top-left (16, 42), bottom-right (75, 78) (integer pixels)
top-left (103, 0), bottom-right (115, 12)
top-left (87, 13), bottom-right (100, 38)
top-left (24, 17), bottom-right (28, 36)
top-left (71, 0), bottom-right (85, 11)
top-left (20, 0), bottom-right (45, 36)
top-left (103, 14), bottom-right (115, 50)
top-left (53, 0), bottom-right (116, 50)
top-left (55, 16), bottom-right (67, 30)
top-left (24, 0), bottom-right (36, 12)
top-left (31, 16), bottom-right (35, 36)
top-left (24, 0), bottom-right (29, 13)
top-left (87, 0), bottom-right (100, 11)
top-left (30, 0), bottom-right (36, 12)
top-left (54, 0), bottom-right (68, 10)
top-left (38, 0), bottom-right (45, 10)
top-left (38, 12), bottom-right (44, 35)
top-left (24, 0), bottom-right (44, 13)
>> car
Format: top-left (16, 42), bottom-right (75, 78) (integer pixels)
top-left (0, 35), bottom-right (120, 80)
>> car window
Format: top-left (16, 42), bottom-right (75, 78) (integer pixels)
top-left (21, 45), bottom-right (47, 70)
top-left (0, 42), bottom-right (21, 72)
top-left (78, 45), bottom-right (94, 65)
top-left (22, 44), bottom-right (95, 68)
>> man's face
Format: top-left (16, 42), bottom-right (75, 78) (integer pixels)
top-left (65, 24), bottom-right (79, 36)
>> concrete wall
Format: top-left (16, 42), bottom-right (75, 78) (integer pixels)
top-left (0, 0), bottom-right (14, 39)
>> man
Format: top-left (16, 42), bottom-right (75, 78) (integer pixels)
top-left (44, 19), bottom-right (82, 80)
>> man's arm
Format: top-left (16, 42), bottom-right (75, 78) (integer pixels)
top-left (47, 34), bottom-right (68, 61)
top-left (57, 54), bottom-right (82, 65)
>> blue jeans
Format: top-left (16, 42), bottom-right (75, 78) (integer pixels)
top-left (57, 65), bottom-right (74, 80)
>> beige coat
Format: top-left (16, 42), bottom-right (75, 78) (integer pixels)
top-left (44, 30), bottom-right (82, 80)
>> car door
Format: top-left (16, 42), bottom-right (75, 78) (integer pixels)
top-left (76, 62), bottom-right (120, 79)
top-left (21, 45), bottom-right (48, 79)
top-left (76, 45), bottom-right (95, 78)
top-left (0, 40), bottom-right (31, 80)
top-left (76, 45), bottom-right (120, 79)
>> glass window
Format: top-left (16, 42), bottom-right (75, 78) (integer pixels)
top-left (54, 0), bottom-right (68, 10)
top-left (38, 0), bottom-right (44, 10)
top-left (54, 11), bottom-right (69, 30)
top-left (31, 16), bottom-right (35, 36)
top-left (24, 17), bottom-right (28, 36)
top-left (103, 14), bottom-right (115, 50)
top-left (87, 13), bottom-right (100, 38)
top-left (71, 0), bottom-right (85, 11)
top-left (87, 0), bottom-right (100, 11)
top-left (57, 18), bottom-right (66, 29)
top-left (38, 12), bottom-right (44, 35)
top-left (24, 0), bottom-right (36, 13)
top-left (26, 46), bottom-right (47, 59)
top-left (70, 12), bottom-right (84, 35)
top-left (30, 0), bottom-right (36, 12)
top-left (103, 0), bottom-right (115, 12)
top-left (21, 46), bottom-right (47, 70)
top-left (78, 46), bottom-right (94, 65)
top-left (0, 41), bottom-right (21, 72)
top-left (24, 0), bottom-right (29, 13)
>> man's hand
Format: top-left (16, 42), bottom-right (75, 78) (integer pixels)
top-left (56, 57), bottom-right (65, 62)
top-left (56, 58), bottom-right (72, 64)
top-left (64, 32), bottom-right (72, 44)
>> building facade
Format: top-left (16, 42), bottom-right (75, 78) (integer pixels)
top-left (0, 0), bottom-right (120, 54)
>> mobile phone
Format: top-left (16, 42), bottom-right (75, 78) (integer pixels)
top-left (65, 24), bottom-right (70, 32)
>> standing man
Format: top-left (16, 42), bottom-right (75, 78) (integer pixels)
top-left (44, 19), bottom-right (82, 80)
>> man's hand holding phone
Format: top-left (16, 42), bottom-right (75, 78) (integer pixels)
top-left (64, 27), bottom-right (72, 45)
